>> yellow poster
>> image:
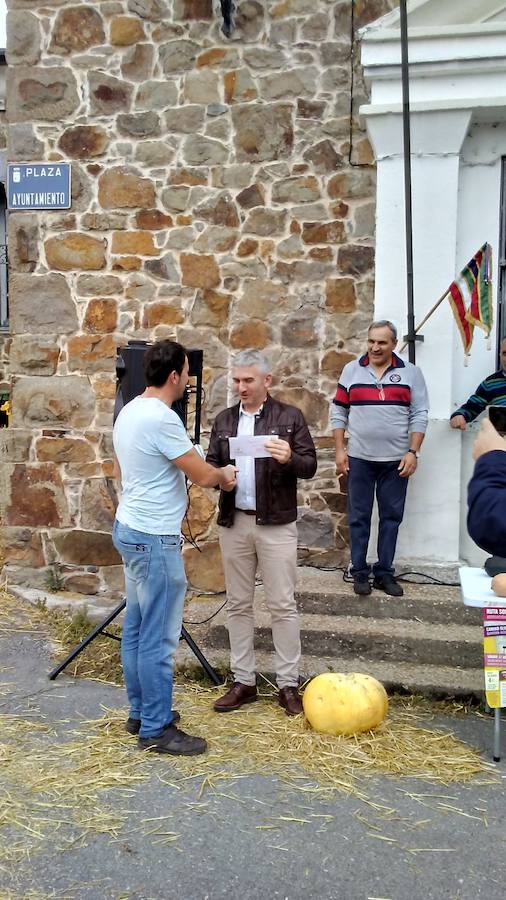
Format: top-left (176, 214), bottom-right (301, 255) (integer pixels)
top-left (483, 608), bottom-right (506, 708)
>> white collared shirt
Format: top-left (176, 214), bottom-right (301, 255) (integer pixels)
top-left (234, 403), bottom-right (261, 510)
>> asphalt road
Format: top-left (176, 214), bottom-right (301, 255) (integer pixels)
top-left (1, 626), bottom-right (505, 900)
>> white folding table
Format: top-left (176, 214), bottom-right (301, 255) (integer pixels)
top-left (459, 567), bottom-right (506, 762)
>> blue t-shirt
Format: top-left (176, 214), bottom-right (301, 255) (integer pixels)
top-left (113, 396), bottom-right (193, 535)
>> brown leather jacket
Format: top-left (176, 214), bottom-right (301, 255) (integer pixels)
top-left (206, 394), bottom-right (317, 527)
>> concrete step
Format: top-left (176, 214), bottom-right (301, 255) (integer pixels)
top-left (207, 612), bottom-right (483, 669)
top-left (294, 583), bottom-right (481, 626)
top-left (262, 565), bottom-right (480, 626)
top-left (174, 645), bottom-right (485, 700)
top-left (9, 567), bottom-right (486, 701)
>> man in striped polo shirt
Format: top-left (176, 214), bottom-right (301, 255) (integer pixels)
top-left (331, 321), bottom-right (429, 597)
top-left (450, 336), bottom-right (506, 430)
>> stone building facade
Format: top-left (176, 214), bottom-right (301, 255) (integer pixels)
top-left (1, 0), bottom-right (396, 597)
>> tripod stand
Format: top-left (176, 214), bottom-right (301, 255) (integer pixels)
top-left (48, 341), bottom-right (224, 687)
top-left (48, 601), bottom-right (223, 685)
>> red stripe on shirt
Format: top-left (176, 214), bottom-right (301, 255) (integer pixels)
top-left (349, 385), bottom-right (412, 404)
top-left (334, 384), bottom-right (350, 406)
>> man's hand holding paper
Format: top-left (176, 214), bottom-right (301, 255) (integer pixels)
top-left (228, 434), bottom-right (278, 459)
top-left (264, 437), bottom-right (292, 464)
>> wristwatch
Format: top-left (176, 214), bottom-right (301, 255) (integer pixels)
top-left (408, 448), bottom-right (419, 459)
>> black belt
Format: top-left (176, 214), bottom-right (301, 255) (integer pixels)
top-left (237, 509), bottom-right (256, 516)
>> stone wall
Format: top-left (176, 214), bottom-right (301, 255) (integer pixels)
top-left (2, 0), bottom-right (397, 596)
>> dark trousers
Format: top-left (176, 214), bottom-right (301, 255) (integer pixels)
top-left (347, 456), bottom-right (409, 578)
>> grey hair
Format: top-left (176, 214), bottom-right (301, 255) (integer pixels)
top-left (231, 349), bottom-right (271, 373)
top-left (368, 320), bottom-right (397, 341)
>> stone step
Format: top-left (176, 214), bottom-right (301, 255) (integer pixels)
top-left (293, 584), bottom-right (481, 626)
top-left (174, 644), bottom-right (485, 700)
top-left (9, 572), bottom-right (487, 701)
top-left (207, 612), bottom-right (483, 669)
top-left (267, 565), bottom-right (479, 625)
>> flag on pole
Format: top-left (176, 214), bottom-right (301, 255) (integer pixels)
top-left (464, 243), bottom-right (493, 335)
top-left (447, 243), bottom-right (493, 356)
top-left (448, 281), bottom-right (474, 355)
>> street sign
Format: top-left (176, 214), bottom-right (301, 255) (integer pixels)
top-left (7, 162), bottom-right (71, 211)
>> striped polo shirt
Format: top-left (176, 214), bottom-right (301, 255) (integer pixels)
top-left (330, 352), bottom-right (429, 462)
top-left (451, 370), bottom-right (506, 423)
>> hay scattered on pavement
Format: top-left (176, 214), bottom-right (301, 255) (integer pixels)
top-left (0, 587), bottom-right (497, 873)
top-left (0, 589), bottom-right (39, 636)
top-left (154, 684), bottom-right (494, 792)
top-left (0, 684), bottom-right (494, 868)
top-left (0, 711), bottom-right (151, 869)
top-left (0, 589), bottom-right (123, 683)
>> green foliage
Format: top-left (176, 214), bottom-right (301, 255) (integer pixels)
top-left (44, 563), bottom-right (65, 593)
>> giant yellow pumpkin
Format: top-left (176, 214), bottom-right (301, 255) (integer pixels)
top-left (303, 672), bottom-right (388, 735)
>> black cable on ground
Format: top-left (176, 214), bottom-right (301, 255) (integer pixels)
top-left (397, 571), bottom-right (460, 587)
top-left (183, 597), bottom-right (228, 627)
top-left (300, 561), bottom-right (460, 588)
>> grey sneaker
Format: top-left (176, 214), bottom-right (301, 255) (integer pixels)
top-left (138, 724), bottom-right (207, 756)
top-left (125, 710), bottom-right (180, 735)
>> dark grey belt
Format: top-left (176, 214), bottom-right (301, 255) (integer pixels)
top-left (237, 509), bottom-right (256, 516)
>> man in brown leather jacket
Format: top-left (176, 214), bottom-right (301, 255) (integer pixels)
top-left (206, 349), bottom-right (317, 716)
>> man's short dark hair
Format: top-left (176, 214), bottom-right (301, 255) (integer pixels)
top-left (144, 340), bottom-right (187, 387)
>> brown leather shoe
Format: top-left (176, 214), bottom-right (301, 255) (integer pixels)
top-left (213, 682), bottom-right (258, 712)
top-left (278, 686), bottom-right (303, 716)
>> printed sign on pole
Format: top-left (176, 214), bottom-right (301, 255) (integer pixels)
top-left (483, 607), bottom-right (506, 708)
top-left (7, 163), bottom-right (72, 211)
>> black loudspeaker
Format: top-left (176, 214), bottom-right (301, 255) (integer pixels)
top-left (114, 340), bottom-right (203, 444)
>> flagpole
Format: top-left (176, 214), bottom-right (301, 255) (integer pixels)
top-left (400, 0), bottom-right (417, 364)
top-left (398, 288), bottom-right (449, 353)
top-left (399, 242), bottom-right (492, 353)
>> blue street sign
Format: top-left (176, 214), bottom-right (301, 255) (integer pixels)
top-left (7, 162), bottom-right (71, 211)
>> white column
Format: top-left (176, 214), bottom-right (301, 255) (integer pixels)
top-left (364, 108), bottom-right (472, 564)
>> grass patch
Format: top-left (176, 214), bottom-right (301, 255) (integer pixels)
top-left (45, 603), bottom-right (124, 685)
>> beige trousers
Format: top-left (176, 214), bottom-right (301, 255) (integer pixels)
top-left (219, 512), bottom-right (300, 689)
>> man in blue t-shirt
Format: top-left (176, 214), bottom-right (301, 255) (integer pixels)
top-left (113, 339), bottom-right (236, 756)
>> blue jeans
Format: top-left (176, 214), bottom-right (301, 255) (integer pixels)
top-left (347, 457), bottom-right (409, 578)
top-left (112, 520), bottom-right (186, 738)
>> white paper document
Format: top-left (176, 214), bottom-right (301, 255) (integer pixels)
top-left (228, 434), bottom-right (278, 459)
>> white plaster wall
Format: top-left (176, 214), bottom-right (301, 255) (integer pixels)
top-left (459, 423), bottom-right (488, 566)
top-left (375, 150), bottom-right (464, 417)
top-left (362, 30), bottom-right (506, 79)
top-left (370, 69), bottom-right (506, 108)
top-left (368, 421), bottom-right (464, 566)
top-left (452, 122), bottom-right (505, 566)
top-left (452, 121), bottom-right (504, 406)
top-left (361, 13), bottom-right (506, 567)
top-left (369, 110), bottom-right (471, 424)
top-left (365, 106), bottom-right (506, 565)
